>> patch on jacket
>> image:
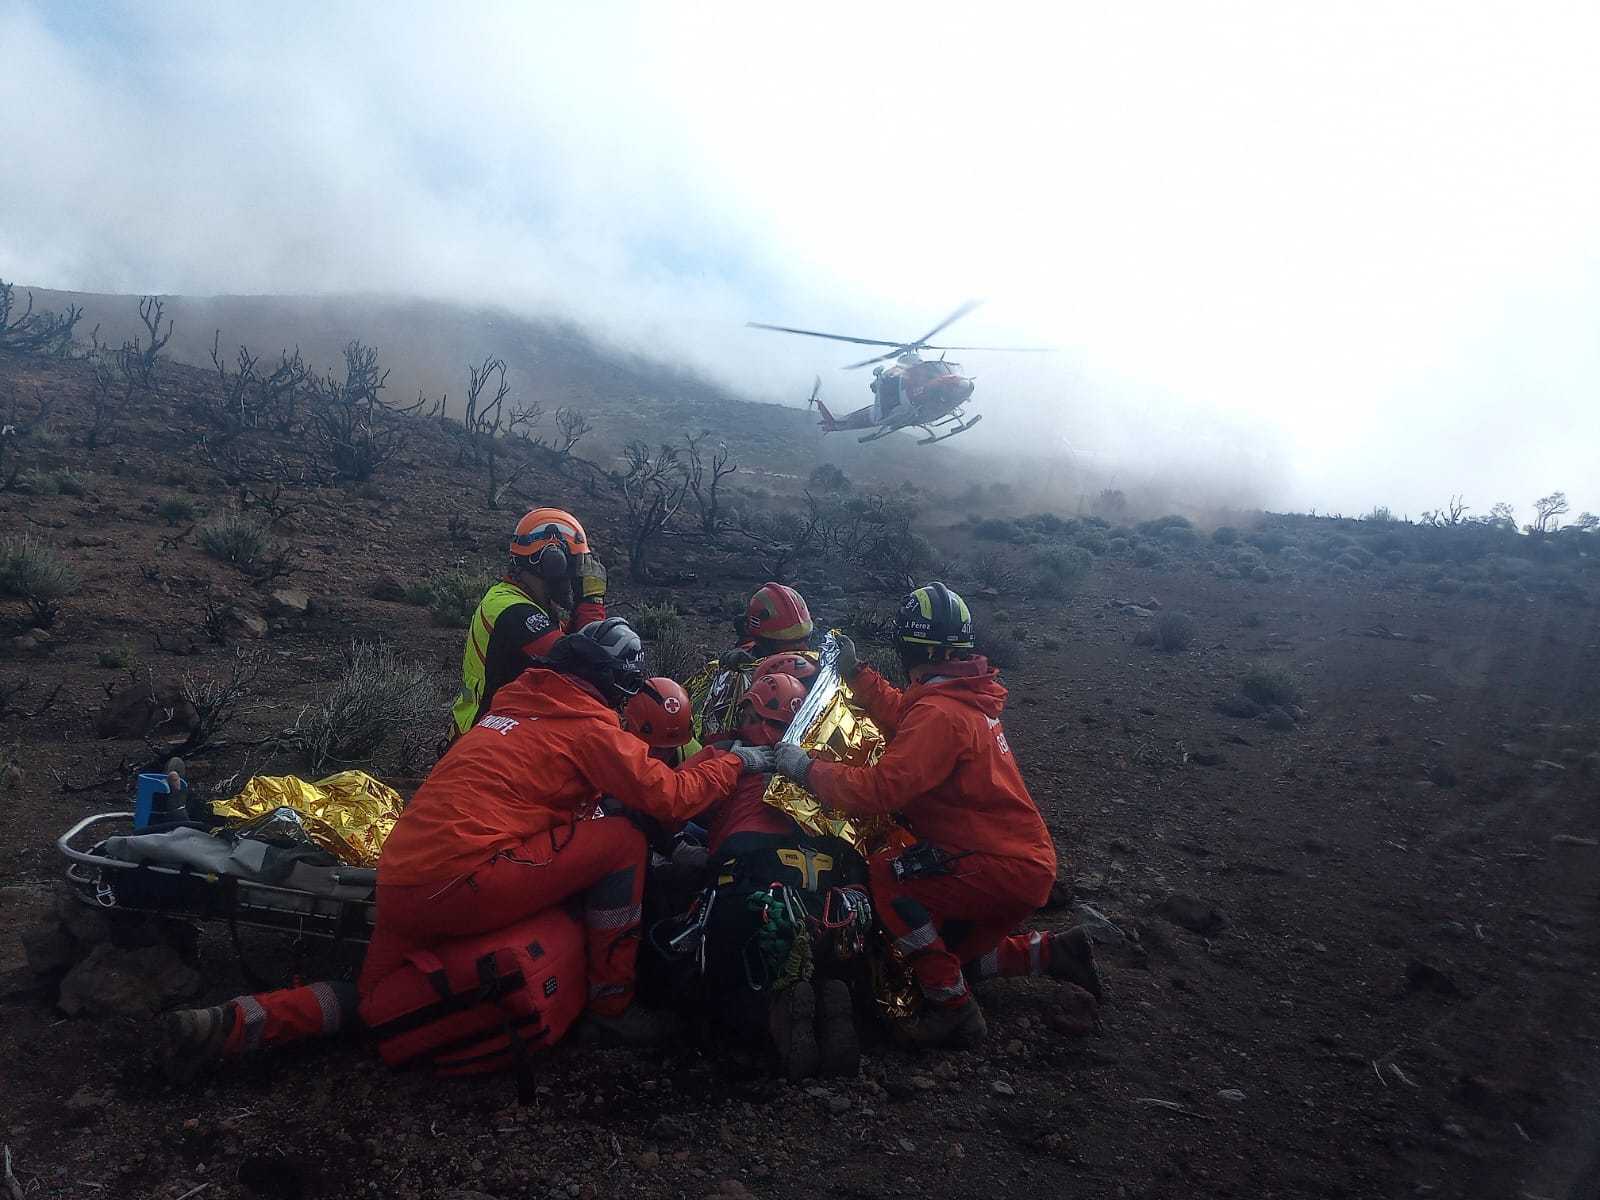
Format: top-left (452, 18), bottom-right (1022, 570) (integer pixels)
top-left (525, 610), bottom-right (551, 635)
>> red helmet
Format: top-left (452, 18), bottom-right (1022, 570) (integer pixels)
top-left (735, 672), bottom-right (808, 747)
top-left (753, 651), bottom-right (818, 686)
top-left (745, 582), bottom-right (812, 644)
top-left (622, 678), bottom-right (693, 749)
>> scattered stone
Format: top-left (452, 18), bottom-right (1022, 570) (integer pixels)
top-left (371, 571), bottom-right (409, 602)
top-left (1409, 693), bottom-right (1438, 704)
top-left (635, 1151), bottom-right (660, 1169)
top-left (267, 587), bottom-right (310, 616)
top-left (1404, 958), bottom-right (1459, 997)
top-left (1263, 708), bottom-right (1296, 732)
top-left (1071, 903), bottom-right (1127, 946)
top-left (910, 1073), bottom-right (936, 1092)
top-left (1216, 1089), bottom-right (1247, 1103)
top-left (1550, 834), bottom-right (1598, 847)
top-left (1215, 694), bottom-right (1262, 719)
top-left (1051, 985), bottom-right (1100, 1037)
top-left (225, 605), bottom-right (269, 640)
top-left (64, 1085), bottom-right (113, 1119)
top-left (72, 533), bottom-right (110, 548)
top-left (990, 1080), bottom-right (1016, 1097)
top-left (20, 922), bottom-right (77, 976)
top-left (1189, 750), bottom-right (1225, 767)
top-left (1156, 892), bottom-right (1228, 935)
top-left (95, 680), bottom-right (199, 740)
top-left (1429, 921), bottom-right (1469, 941)
top-left (1120, 605), bottom-right (1156, 618)
top-left (1531, 760), bottom-right (1567, 774)
top-left (1041, 878), bottom-right (1073, 910)
top-left (827, 1094), bottom-right (852, 1116)
top-left (1289, 705), bottom-right (1309, 723)
top-left (57, 942), bottom-right (202, 1018)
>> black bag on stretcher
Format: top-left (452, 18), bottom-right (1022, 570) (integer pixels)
top-left (360, 906), bottom-right (586, 1081)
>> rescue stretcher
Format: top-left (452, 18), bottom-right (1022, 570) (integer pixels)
top-left (58, 811), bottom-right (378, 945)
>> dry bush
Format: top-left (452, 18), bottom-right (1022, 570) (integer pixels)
top-left (1030, 545), bottom-right (1092, 598)
top-left (169, 650), bottom-right (262, 760)
top-left (632, 601), bottom-right (685, 641)
top-left (410, 568), bottom-right (495, 628)
top-left (0, 281), bottom-right (81, 357)
top-left (0, 534), bottom-right (79, 627)
top-left (292, 642), bottom-right (441, 771)
top-left (970, 548), bottom-right (1023, 592)
top-left (158, 496), bottom-right (197, 526)
top-left (645, 623), bottom-right (702, 684)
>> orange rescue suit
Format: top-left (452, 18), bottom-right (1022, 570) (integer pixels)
top-left (380, 668), bottom-right (742, 887)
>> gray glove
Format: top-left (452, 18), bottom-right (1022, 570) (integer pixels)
top-left (728, 742), bottom-right (775, 774)
top-left (833, 633), bottom-right (860, 679)
top-left (772, 741), bottom-right (814, 785)
top-left (720, 647), bottom-right (757, 672)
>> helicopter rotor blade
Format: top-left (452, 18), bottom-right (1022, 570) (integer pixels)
top-left (746, 322), bottom-right (906, 349)
top-left (923, 344), bottom-right (1058, 353)
top-left (843, 348), bottom-right (908, 370)
top-left (906, 299), bottom-right (983, 349)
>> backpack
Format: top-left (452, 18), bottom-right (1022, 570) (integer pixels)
top-left (360, 906), bottom-right (586, 1089)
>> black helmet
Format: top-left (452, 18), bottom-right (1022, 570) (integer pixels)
top-left (547, 617), bottom-right (645, 705)
top-left (894, 581), bottom-right (975, 651)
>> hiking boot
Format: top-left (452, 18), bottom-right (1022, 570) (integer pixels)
top-left (895, 997), bottom-right (987, 1050)
top-left (768, 979), bottom-right (820, 1081)
top-left (158, 1004), bottom-right (234, 1082)
top-left (815, 978), bottom-right (859, 1079)
top-left (582, 1004), bottom-right (683, 1048)
top-left (1047, 926), bottom-right (1104, 1001)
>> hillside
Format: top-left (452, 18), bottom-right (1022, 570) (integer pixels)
top-left (18, 286), bottom-right (976, 490)
top-left (2, 341), bottom-right (1600, 1199)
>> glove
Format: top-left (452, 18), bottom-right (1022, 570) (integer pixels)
top-left (572, 553), bottom-right (607, 603)
top-left (719, 647), bottom-right (757, 672)
top-left (728, 742), bottom-right (775, 774)
top-left (833, 633), bottom-right (860, 679)
top-left (772, 741), bottom-right (814, 785)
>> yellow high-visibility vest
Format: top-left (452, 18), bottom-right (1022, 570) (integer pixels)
top-left (450, 581), bottom-right (553, 735)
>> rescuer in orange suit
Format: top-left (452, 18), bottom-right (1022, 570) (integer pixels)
top-left (771, 582), bottom-right (1103, 1048)
top-left (697, 582), bottom-right (815, 739)
top-left (157, 620), bottom-right (775, 1075)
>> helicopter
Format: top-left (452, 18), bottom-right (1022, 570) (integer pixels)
top-left (747, 301), bottom-right (1052, 445)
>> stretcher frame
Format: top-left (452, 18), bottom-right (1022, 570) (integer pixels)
top-left (58, 811), bottom-right (378, 945)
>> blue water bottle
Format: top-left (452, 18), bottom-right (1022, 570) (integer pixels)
top-left (133, 763), bottom-right (188, 829)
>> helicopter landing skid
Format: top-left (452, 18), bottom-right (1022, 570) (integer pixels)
top-left (857, 426), bottom-right (898, 443)
top-left (917, 414), bottom-right (982, 444)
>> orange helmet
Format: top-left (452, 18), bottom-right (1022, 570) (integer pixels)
top-left (622, 678), bottom-right (693, 749)
top-left (745, 582), bottom-right (812, 645)
top-left (510, 507), bottom-right (590, 579)
top-left (753, 651), bottom-right (818, 686)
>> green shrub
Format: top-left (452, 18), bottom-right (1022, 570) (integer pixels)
top-left (55, 471), bottom-right (87, 497)
top-left (1241, 665), bottom-right (1300, 708)
top-left (1212, 526), bottom-right (1239, 546)
top-left (646, 624), bottom-right (702, 683)
top-left (0, 535), bottom-right (79, 627)
top-left (1030, 545), bottom-right (1092, 598)
top-left (200, 512), bottom-right (271, 567)
top-left (1154, 611), bottom-right (1195, 651)
top-left (1425, 576), bottom-right (1460, 595)
top-left (1133, 544), bottom-right (1163, 567)
top-left (1159, 524), bottom-right (1201, 548)
top-left (808, 463), bottom-right (850, 491)
top-left (1106, 537), bottom-right (1130, 555)
top-left (632, 601), bottom-right (685, 640)
top-left (158, 495), bottom-right (197, 526)
top-left (1465, 582), bottom-right (1495, 600)
top-left (419, 569), bottom-right (495, 628)
top-left (97, 640), bottom-right (139, 670)
top-left (293, 642), bottom-right (441, 772)
top-left (1026, 512), bottom-right (1074, 536)
top-left (973, 517), bottom-right (1025, 544)
top-left (1250, 565), bottom-right (1271, 583)
top-left (1329, 563), bottom-right (1354, 581)
top-left (1137, 514), bottom-right (1193, 536)
top-left (1076, 532), bottom-right (1109, 555)
top-left (1248, 530), bottom-right (1289, 555)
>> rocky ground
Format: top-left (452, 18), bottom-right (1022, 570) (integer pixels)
top-left (2, 350), bottom-right (1599, 1200)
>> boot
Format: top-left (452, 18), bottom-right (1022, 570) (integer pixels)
top-left (1047, 926), bottom-right (1104, 1001)
top-left (581, 1004), bottom-right (683, 1048)
top-left (768, 979), bottom-right (819, 1081)
top-left (815, 978), bottom-right (859, 1079)
top-left (158, 1004), bottom-right (235, 1082)
top-left (896, 997), bottom-right (987, 1050)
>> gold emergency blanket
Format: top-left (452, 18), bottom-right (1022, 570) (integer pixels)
top-left (767, 632), bottom-right (920, 1018)
top-left (211, 770), bottom-right (405, 867)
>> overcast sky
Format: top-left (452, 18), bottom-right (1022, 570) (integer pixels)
top-left (2, 2), bottom-right (1597, 519)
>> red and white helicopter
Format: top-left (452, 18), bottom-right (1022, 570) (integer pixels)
top-left (747, 301), bottom-right (1052, 445)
